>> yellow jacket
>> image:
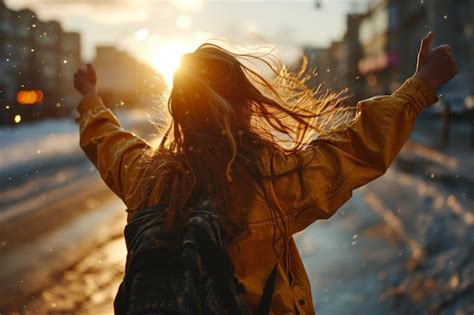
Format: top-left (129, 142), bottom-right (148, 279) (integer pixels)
top-left (77, 77), bottom-right (437, 314)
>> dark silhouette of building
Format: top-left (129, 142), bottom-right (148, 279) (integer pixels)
top-left (0, 1), bottom-right (81, 125)
top-left (300, 13), bottom-right (364, 101)
top-left (92, 46), bottom-right (165, 112)
top-left (300, 47), bottom-right (333, 90)
top-left (357, 0), bottom-right (391, 98)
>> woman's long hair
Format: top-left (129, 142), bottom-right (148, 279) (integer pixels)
top-left (138, 43), bottom-right (355, 249)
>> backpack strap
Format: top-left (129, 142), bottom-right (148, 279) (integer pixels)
top-left (255, 238), bottom-right (288, 315)
top-left (255, 263), bottom-right (278, 315)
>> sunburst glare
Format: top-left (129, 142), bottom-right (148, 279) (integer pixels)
top-left (151, 42), bottom-right (194, 87)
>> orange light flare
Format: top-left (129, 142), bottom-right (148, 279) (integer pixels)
top-left (151, 42), bottom-right (195, 86)
top-left (16, 90), bottom-right (44, 105)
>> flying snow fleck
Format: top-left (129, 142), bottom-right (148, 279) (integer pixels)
top-left (14, 114), bottom-right (21, 123)
top-left (86, 199), bottom-right (98, 209)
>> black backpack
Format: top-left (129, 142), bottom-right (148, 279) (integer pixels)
top-left (114, 200), bottom-right (277, 315)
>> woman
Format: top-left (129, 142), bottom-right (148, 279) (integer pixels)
top-left (74, 32), bottom-right (457, 314)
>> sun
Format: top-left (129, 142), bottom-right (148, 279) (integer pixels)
top-left (151, 42), bottom-right (193, 86)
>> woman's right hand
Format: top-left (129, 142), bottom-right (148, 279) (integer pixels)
top-left (74, 64), bottom-right (98, 97)
top-left (413, 32), bottom-right (458, 91)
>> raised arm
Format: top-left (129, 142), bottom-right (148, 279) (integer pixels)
top-left (74, 65), bottom-right (151, 211)
top-left (266, 32), bottom-right (458, 233)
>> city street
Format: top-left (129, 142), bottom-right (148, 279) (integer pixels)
top-left (1, 0), bottom-right (473, 314)
top-left (1, 118), bottom-right (472, 315)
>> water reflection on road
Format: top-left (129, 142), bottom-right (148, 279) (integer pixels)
top-left (20, 238), bottom-right (126, 315)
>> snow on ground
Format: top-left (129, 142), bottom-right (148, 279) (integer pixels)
top-left (0, 109), bottom-right (163, 217)
top-left (0, 119), bottom-right (79, 173)
top-left (0, 109), bottom-right (161, 174)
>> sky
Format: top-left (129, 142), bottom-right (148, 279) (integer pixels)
top-left (5, 0), bottom-right (367, 81)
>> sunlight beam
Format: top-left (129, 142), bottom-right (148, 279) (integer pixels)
top-left (151, 42), bottom-right (194, 86)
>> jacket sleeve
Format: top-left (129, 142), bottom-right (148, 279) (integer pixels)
top-left (265, 78), bottom-right (438, 234)
top-left (77, 94), bottom-right (151, 210)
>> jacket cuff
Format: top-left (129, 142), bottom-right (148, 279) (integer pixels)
top-left (77, 94), bottom-right (106, 115)
top-left (394, 77), bottom-right (438, 114)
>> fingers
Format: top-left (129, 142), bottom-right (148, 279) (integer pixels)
top-left (86, 63), bottom-right (94, 73)
top-left (75, 65), bottom-right (96, 78)
top-left (414, 33), bottom-right (458, 89)
top-left (438, 44), bottom-right (453, 54)
top-left (87, 64), bottom-right (97, 84)
top-left (423, 31), bottom-right (434, 50)
top-left (418, 31), bottom-right (434, 61)
top-left (433, 44), bottom-right (458, 82)
top-left (74, 65), bottom-right (97, 87)
top-left (433, 45), bottom-right (455, 61)
top-left (75, 68), bottom-right (88, 77)
top-left (74, 67), bottom-right (91, 93)
top-left (73, 71), bottom-right (83, 93)
top-left (444, 46), bottom-right (458, 75)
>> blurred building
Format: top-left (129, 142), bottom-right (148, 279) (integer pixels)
top-left (299, 13), bottom-right (364, 101)
top-left (300, 47), bottom-right (333, 90)
top-left (328, 40), bottom-right (348, 92)
top-left (0, 1), bottom-right (81, 125)
top-left (57, 31), bottom-right (81, 115)
top-left (92, 46), bottom-right (165, 112)
top-left (0, 1), bottom-right (16, 110)
top-left (344, 13), bottom-right (365, 100)
top-left (357, 0), bottom-right (391, 98)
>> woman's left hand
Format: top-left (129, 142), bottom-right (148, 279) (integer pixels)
top-left (74, 64), bottom-right (98, 97)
